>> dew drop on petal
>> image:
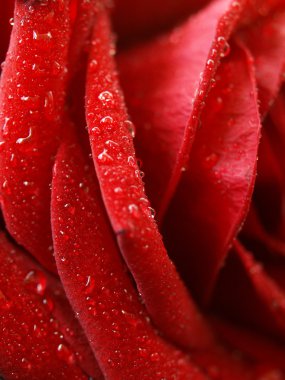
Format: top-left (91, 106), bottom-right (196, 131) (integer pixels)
top-left (23, 270), bottom-right (47, 296)
top-left (97, 149), bottom-right (113, 164)
top-left (123, 120), bottom-right (136, 138)
top-left (16, 128), bottom-right (32, 144)
top-left (0, 290), bottom-right (12, 310)
top-left (84, 276), bottom-right (95, 295)
top-left (57, 344), bottom-right (75, 365)
top-left (98, 91), bottom-right (114, 107)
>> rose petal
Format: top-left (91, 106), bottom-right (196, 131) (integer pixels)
top-left (238, 10), bottom-right (285, 117)
top-left (112, 0), bottom-right (210, 44)
top-left (213, 241), bottom-right (285, 342)
top-left (85, 7), bottom-right (214, 350)
top-left (241, 206), bottom-right (285, 258)
top-left (0, 0), bottom-right (14, 70)
top-left (68, 0), bottom-right (98, 77)
top-left (51, 126), bottom-right (207, 380)
top-left (212, 316), bottom-right (285, 367)
top-left (163, 42), bottom-right (261, 304)
top-left (0, 0), bottom-right (71, 272)
top-left (241, 112), bottom-right (285, 259)
top-left (0, 232), bottom-right (101, 379)
top-left (117, 0), bottom-right (244, 217)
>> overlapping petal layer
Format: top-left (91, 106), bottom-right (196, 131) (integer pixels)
top-left (0, 0), bottom-right (285, 378)
top-left (0, 0), bottom-right (71, 272)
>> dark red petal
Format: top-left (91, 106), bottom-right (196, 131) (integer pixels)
top-left (86, 5), bottom-right (214, 351)
top-left (238, 10), bottom-right (285, 117)
top-left (242, 206), bottom-right (285, 257)
top-left (242, 114), bottom-right (285, 255)
top-left (85, 7), bottom-right (214, 350)
top-left (163, 42), bottom-right (260, 304)
top-left (211, 316), bottom-right (285, 369)
top-left (0, 1), bottom-right (71, 272)
top-left (268, 89), bottom-right (285, 238)
top-left (266, 262), bottom-right (285, 292)
top-left (0, 232), bottom-right (101, 379)
top-left (68, 0), bottom-right (98, 77)
top-left (117, 0), bottom-right (245, 217)
top-left (51, 127), bottom-right (207, 380)
top-left (213, 241), bottom-right (285, 342)
top-left (112, 0), bottom-right (210, 43)
top-left (0, 0), bottom-right (14, 70)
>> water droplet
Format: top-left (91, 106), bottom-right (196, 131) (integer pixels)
top-left (2, 117), bottom-right (11, 135)
top-left (57, 344), bottom-right (75, 365)
top-left (121, 310), bottom-right (140, 328)
top-left (9, 18), bottom-right (14, 26)
top-left (2, 180), bottom-right (11, 195)
top-left (127, 156), bottom-right (136, 167)
top-left (52, 61), bottom-right (63, 76)
top-left (100, 116), bottom-right (114, 126)
top-left (206, 59), bottom-right (215, 70)
top-left (97, 149), bottom-right (113, 164)
top-left (204, 153), bottom-right (219, 169)
top-left (89, 59), bottom-right (98, 71)
top-left (42, 297), bottom-right (54, 312)
top-left (85, 276), bottom-right (95, 295)
top-left (221, 42), bottom-right (230, 58)
top-left (0, 290), bottom-right (11, 310)
top-left (98, 91), bottom-right (114, 107)
top-left (138, 347), bottom-right (148, 358)
top-left (44, 91), bottom-right (55, 120)
top-left (21, 358), bottom-right (32, 370)
top-left (148, 207), bottom-right (156, 219)
top-left (33, 30), bottom-right (52, 41)
top-left (16, 128), bottom-right (32, 144)
top-left (128, 204), bottom-right (139, 216)
top-left (232, 1), bottom-right (241, 10)
top-left (24, 270), bottom-right (47, 296)
top-left (150, 352), bottom-right (160, 362)
top-left (123, 120), bottom-right (136, 138)
top-left (105, 140), bottom-right (119, 148)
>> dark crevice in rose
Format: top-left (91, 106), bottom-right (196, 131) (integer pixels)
top-left (113, 0), bottom-right (212, 49)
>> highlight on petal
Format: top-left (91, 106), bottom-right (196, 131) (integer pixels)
top-left (0, 0), bottom-right (71, 272)
top-left (163, 42), bottom-right (261, 304)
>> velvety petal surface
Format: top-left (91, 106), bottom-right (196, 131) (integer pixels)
top-left (213, 241), bottom-right (285, 343)
top-left (85, 7), bottom-right (214, 350)
top-left (0, 232), bottom-right (101, 380)
top-left (0, 0), bottom-right (71, 272)
top-left (163, 42), bottom-right (260, 303)
top-left (112, 0), bottom-right (210, 44)
top-left (238, 10), bottom-right (285, 117)
top-left (51, 126), bottom-right (207, 380)
top-left (117, 0), bottom-right (245, 216)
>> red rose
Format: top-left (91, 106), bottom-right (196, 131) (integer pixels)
top-left (0, 0), bottom-right (285, 379)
